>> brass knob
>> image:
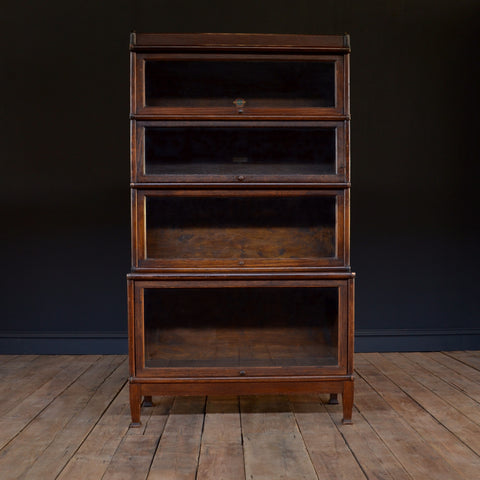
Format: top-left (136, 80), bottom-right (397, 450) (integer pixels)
top-left (237, 175), bottom-right (245, 182)
top-left (239, 370), bottom-right (246, 376)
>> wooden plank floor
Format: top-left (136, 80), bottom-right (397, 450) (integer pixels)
top-left (0, 352), bottom-right (479, 479)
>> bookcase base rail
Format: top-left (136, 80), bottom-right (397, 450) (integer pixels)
top-left (129, 377), bottom-right (354, 426)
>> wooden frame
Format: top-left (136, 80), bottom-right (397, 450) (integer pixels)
top-left (127, 275), bottom-right (355, 425)
top-left (132, 188), bottom-right (348, 271)
top-left (132, 52), bottom-right (347, 118)
top-left (130, 33), bottom-right (351, 53)
top-left (133, 278), bottom-right (349, 377)
top-left (128, 33), bottom-right (354, 426)
top-left (132, 120), bottom-right (349, 185)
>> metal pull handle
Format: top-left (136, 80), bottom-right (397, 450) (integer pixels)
top-left (233, 98), bottom-right (246, 113)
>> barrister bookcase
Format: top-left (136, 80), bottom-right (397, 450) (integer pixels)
top-left (128, 33), bottom-right (355, 426)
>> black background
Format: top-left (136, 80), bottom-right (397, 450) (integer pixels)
top-left (1, 0), bottom-right (479, 353)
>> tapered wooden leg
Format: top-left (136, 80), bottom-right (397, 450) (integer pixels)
top-left (328, 393), bottom-right (339, 405)
top-left (142, 395), bottom-right (153, 407)
top-left (342, 380), bottom-right (354, 425)
top-left (129, 383), bottom-right (142, 427)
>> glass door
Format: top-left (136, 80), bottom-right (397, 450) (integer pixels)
top-left (134, 280), bottom-right (349, 377)
top-left (133, 121), bottom-right (348, 184)
top-left (133, 53), bottom-right (346, 116)
top-left (133, 190), bottom-right (347, 270)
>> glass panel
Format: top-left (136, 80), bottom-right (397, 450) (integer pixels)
top-left (145, 60), bottom-right (335, 108)
top-left (145, 196), bottom-right (336, 260)
top-left (145, 127), bottom-right (336, 176)
top-left (144, 287), bottom-right (339, 368)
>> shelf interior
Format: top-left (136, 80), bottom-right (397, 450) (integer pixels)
top-left (145, 195), bottom-right (337, 260)
top-left (145, 60), bottom-right (335, 108)
top-left (143, 287), bottom-right (339, 368)
top-left (144, 126), bottom-right (336, 177)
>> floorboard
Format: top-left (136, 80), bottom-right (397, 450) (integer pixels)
top-left (384, 352), bottom-right (480, 456)
top-left (101, 396), bottom-right (174, 480)
top-left (325, 404), bottom-right (413, 480)
top-left (0, 356), bottom-right (125, 480)
top-left (0, 352), bottom-right (479, 480)
top-left (290, 394), bottom-right (367, 480)
top-left (25, 357), bottom-right (127, 480)
top-left (241, 395), bottom-right (318, 480)
top-left (0, 355), bottom-right (19, 366)
top-left (147, 396), bottom-right (206, 480)
top-left (197, 396), bottom-right (245, 480)
top-left (0, 355), bottom-right (64, 417)
top-left (0, 355), bottom-right (100, 450)
top-left (445, 351), bottom-right (480, 371)
top-left (353, 373), bottom-right (462, 480)
top-left (357, 354), bottom-right (480, 479)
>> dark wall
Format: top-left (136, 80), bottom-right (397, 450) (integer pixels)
top-left (1, 0), bottom-right (479, 353)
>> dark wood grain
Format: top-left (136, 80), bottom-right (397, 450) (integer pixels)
top-left (128, 33), bottom-right (354, 426)
top-left (131, 32), bottom-right (350, 52)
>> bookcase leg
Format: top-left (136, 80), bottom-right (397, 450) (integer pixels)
top-left (328, 393), bottom-right (339, 404)
top-left (342, 380), bottom-right (354, 425)
top-left (129, 383), bottom-right (142, 427)
top-left (143, 395), bottom-right (153, 407)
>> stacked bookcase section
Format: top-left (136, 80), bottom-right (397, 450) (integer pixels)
top-left (128, 33), bottom-right (354, 426)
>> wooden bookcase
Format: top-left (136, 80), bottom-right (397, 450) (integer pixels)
top-left (128, 33), bottom-right (355, 426)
